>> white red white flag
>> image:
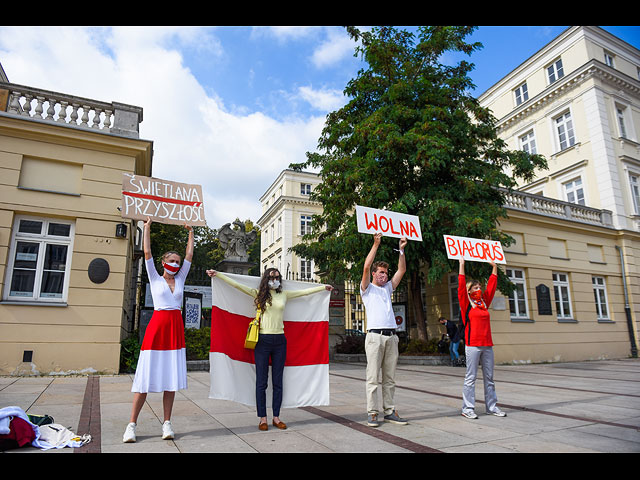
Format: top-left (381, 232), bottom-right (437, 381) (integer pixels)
top-left (209, 273), bottom-right (331, 408)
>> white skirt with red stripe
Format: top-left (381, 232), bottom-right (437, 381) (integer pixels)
top-left (131, 309), bottom-right (188, 393)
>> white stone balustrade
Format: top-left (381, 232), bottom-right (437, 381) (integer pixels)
top-left (503, 188), bottom-right (613, 227)
top-left (0, 81), bottom-right (143, 138)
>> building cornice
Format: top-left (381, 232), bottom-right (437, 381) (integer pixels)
top-left (495, 59), bottom-right (640, 134)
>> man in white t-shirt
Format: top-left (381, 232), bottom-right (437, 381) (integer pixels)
top-left (360, 233), bottom-right (407, 427)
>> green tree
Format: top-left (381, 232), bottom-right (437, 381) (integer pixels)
top-left (290, 26), bottom-right (547, 341)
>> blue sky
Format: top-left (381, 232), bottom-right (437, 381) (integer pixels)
top-left (1, 26), bottom-right (638, 229)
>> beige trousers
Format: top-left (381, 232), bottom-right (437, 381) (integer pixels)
top-left (365, 332), bottom-right (399, 415)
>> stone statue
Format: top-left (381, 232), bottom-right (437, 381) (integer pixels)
top-left (217, 220), bottom-right (257, 262)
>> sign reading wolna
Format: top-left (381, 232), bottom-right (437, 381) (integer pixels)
top-left (443, 235), bottom-right (506, 264)
top-left (356, 205), bottom-right (422, 241)
top-left (121, 174), bottom-right (207, 226)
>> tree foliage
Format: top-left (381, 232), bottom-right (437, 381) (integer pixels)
top-left (290, 26), bottom-right (547, 338)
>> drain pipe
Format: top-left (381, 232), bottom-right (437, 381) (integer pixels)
top-left (616, 245), bottom-right (638, 358)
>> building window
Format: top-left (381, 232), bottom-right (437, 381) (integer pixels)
top-left (563, 177), bottom-right (585, 205)
top-left (300, 259), bottom-right (312, 280)
top-left (552, 272), bottom-right (573, 320)
top-left (519, 130), bottom-right (537, 155)
top-left (555, 111), bottom-right (575, 151)
top-left (4, 216), bottom-right (74, 303)
top-left (300, 183), bottom-right (312, 195)
top-left (514, 82), bottom-right (529, 106)
top-left (616, 106), bottom-right (628, 139)
top-left (547, 58), bottom-right (564, 84)
top-left (630, 174), bottom-right (640, 214)
top-left (604, 51), bottom-right (615, 68)
top-left (506, 268), bottom-right (529, 319)
top-left (592, 276), bottom-right (610, 320)
top-left (300, 215), bottom-right (312, 235)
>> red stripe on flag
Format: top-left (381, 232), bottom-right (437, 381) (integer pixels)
top-left (210, 307), bottom-right (256, 363)
top-left (122, 190), bottom-right (202, 207)
top-left (210, 306), bottom-right (328, 366)
top-left (283, 320), bottom-right (329, 366)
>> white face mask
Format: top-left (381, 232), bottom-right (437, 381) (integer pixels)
top-left (163, 261), bottom-right (180, 276)
top-left (268, 279), bottom-right (280, 289)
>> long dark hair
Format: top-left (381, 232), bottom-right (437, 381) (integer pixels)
top-left (255, 268), bottom-right (282, 313)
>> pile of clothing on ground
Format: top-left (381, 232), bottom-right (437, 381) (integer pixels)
top-left (0, 406), bottom-right (91, 451)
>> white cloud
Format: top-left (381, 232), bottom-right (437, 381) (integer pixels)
top-left (297, 85), bottom-right (346, 111)
top-left (0, 26), bottom-right (326, 230)
top-left (311, 28), bottom-right (355, 68)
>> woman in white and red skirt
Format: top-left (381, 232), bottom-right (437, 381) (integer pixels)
top-left (123, 217), bottom-right (193, 443)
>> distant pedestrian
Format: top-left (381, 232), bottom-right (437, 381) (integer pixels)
top-left (458, 258), bottom-right (506, 419)
top-left (123, 217), bottom-right (194, 443)
top-left (439, 316), bottom-right (462, 366)
top-left (361, 233), bottom-right (408, 427)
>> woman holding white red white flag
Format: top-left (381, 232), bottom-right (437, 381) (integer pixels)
top-left (207, 267), bottom-right (332, 431)
top-left (123, 217), bottom-right (194, 443)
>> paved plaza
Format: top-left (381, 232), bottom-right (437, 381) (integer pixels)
top-left (1, 358), bottom-right (639, 453)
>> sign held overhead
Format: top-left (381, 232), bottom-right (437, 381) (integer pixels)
top-left (443, 235), bottom-right (506, 264)
top-left (355, 205), bottom-right (422, 241)
top-left (121, 174), bottom-right (207, 226)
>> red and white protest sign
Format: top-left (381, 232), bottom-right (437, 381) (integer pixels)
top-left (443, 235), bottom-right (506, 264)
top-left (121, 174), bottom-right (207, 226)
top-left (355, 205), bottom-right (422, 241)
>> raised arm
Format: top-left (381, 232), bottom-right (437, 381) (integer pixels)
top-left (391, 237), bottom-right (407, 290)
top-left (184, 223), bottom-right (194, 263)
top-left (457, 259), bottom-right (469, 316)
top-left (143, 217), bottom-right (152, 261)
top-left (361, 233), bottom-right (382, 292)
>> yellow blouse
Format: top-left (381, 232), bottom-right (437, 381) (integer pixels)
top-left (216, 272), bottom-right (326, 334)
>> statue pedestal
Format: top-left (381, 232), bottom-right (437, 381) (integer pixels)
top-left (216, 258), bottom-right (255, 276)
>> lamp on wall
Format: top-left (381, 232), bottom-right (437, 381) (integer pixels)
top-left (115, 223), bottom-right (128, 238)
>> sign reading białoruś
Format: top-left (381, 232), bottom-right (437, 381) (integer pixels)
top-left (121, 174), bottom-right (207, 226)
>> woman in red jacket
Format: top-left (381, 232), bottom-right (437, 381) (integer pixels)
top-left (458, 258), bottom-right (507, 419)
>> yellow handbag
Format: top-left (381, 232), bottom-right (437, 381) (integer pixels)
top-left (244, 308), bottom-right (261, 350)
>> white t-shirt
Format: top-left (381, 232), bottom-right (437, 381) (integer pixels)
top-left (146, 258), bottom-right (191, 310)
top-left (360, 281), bottom-right (396, 330)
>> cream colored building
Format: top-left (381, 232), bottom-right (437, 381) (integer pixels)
top-left (257, 169), bottom-right (323, 281)
top-left (260, 27), bottom-right (640, 364)
top-left (0, 76), bottom-right (153, 375)
top-left (471, 26), bottom-right (640, 363)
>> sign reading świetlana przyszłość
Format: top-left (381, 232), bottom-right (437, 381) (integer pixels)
top-left (121, 173), bottom-right (207, 226)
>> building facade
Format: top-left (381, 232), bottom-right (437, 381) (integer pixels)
top-left (259, 27), bottom-right (639, 364)
top-left (257, 169), bottom-right (323, 281)
top-left (474, 26), bottom-right (639, 363)
top-left (0, 76), bottom-right (152, 375)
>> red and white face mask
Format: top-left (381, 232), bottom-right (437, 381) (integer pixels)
top-left (162, 261), bottom-right (180, 275)
top-left (469, 290), bottom-right (483, 302)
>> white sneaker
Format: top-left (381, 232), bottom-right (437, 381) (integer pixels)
top-left (461, 410), bottom-right (478, 419)
top-left (162, 420), bottom-right (174, 440)
top-left (123, 422), bottom-right (136, 443)
top-left (489, 409), bottom-right (507, 417)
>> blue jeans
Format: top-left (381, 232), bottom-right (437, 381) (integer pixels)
top-left (254, 333), bottom-right (287, 418)
top-left (449, 341), bottom-right (460, 361)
